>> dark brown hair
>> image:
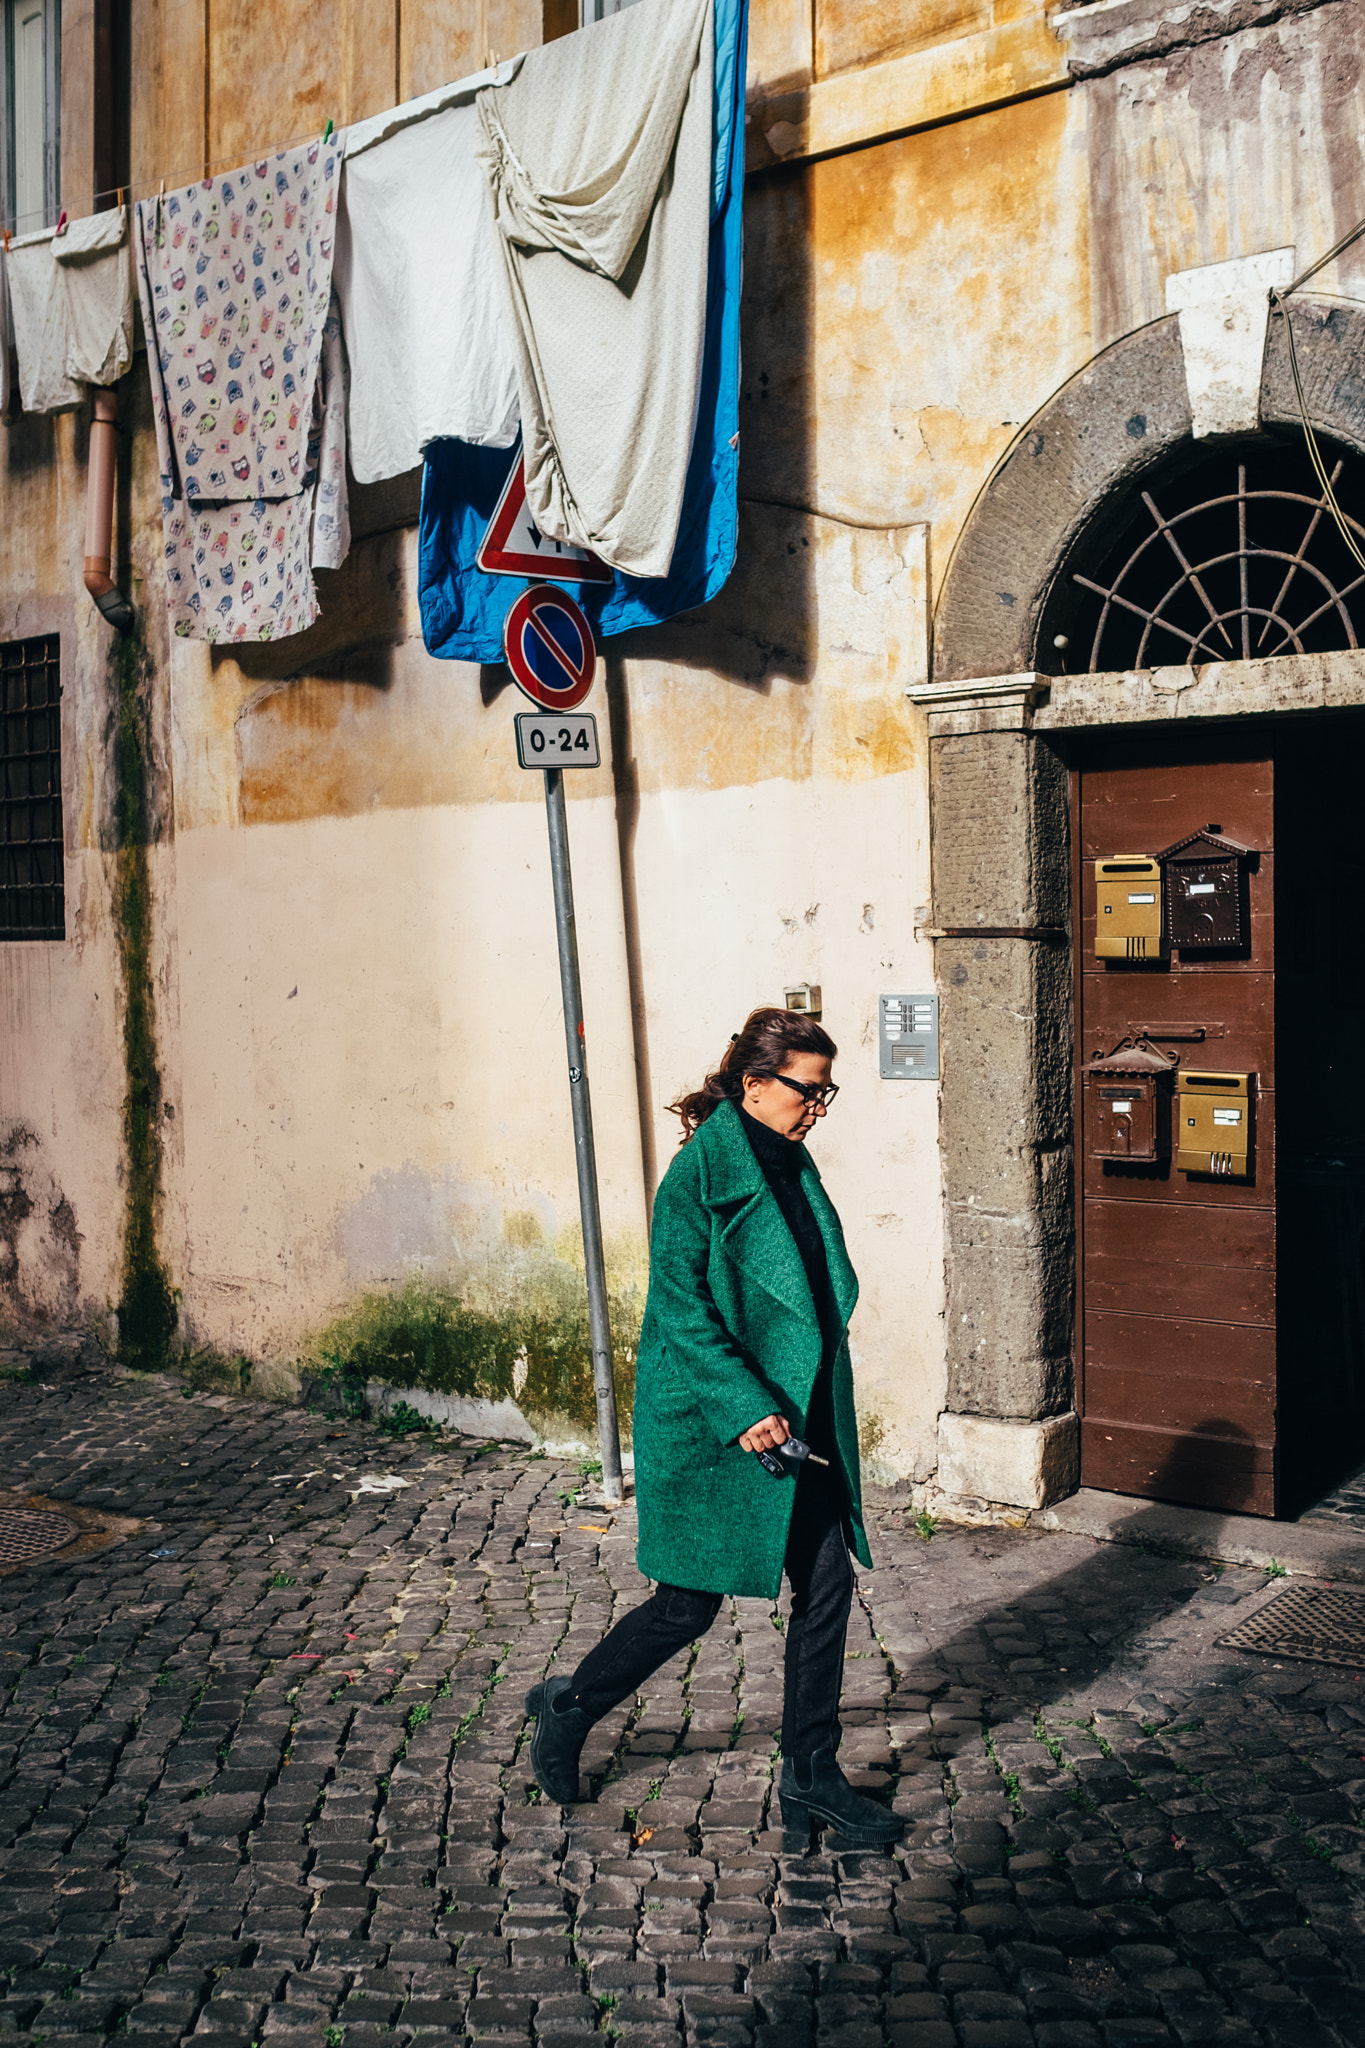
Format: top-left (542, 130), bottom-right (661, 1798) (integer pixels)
top-left (668, 1006), bottom-right (838, 1142)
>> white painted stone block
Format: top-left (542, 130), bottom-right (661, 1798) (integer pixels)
top-left (1166, 248), bottom-right (1295, 441)
top-left (937, 1410), bottom-right (1080, 1509)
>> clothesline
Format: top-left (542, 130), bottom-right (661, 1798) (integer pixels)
top-left (25, 53), bottom-right (527, 222)
top-left (9, 64), bottom-right (518, 245)
top-left (42, 130), bottom-right (351, 225)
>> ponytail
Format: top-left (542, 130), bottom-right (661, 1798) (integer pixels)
top-left (668, 1006), bottom-right (838, 1143)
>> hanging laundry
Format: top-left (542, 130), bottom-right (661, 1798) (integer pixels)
top-left (336, 60), bottom-right (522, 484)
top-left (134, 138), bottom-right (350, 643)
top-left (137, 140), bottom-right (339, 504)
top-left (475, 0), bottom-right (714, 578)
top-left (155, 299), bottom-right (349, 641)
top-left (418, 0), bottom-right (746, 660)
top-left (51, 207), bottom-right (135, 386)
top-left (5, 229), bottom-right (85, 413)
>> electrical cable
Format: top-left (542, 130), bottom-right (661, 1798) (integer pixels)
top-left (1269, 210), bottom-right (1365, 576)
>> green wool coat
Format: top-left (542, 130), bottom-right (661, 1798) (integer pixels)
top-left (632, 1099), bottom-right (872, 1599)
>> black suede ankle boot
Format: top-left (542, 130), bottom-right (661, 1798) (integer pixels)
top-left (778, 1748), bottom-right (903, 1844)
top-left (525, 1677), bottom-right (595, 1805)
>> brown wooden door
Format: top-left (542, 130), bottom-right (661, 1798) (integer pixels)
top-left (1075, 741), bottom-right (1276, 1515)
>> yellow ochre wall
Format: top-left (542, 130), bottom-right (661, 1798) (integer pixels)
top-left (4, 0), bottom-right (1365, 1478)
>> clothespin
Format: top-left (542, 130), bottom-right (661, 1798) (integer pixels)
top-left (117, 186), bottom-right (125, 211)
top-left (54, 208), bottom-right (67, 236)
top-left (322, 119), bottom-right (334, 143)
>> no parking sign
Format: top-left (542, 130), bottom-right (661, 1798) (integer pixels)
top-left (493, 574), bottom-right (620, 1504)
top-left (503, 584), bottom-right (596, 711)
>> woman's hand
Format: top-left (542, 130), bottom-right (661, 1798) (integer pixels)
top-left (738, 1414), bottom-right (792, 1454)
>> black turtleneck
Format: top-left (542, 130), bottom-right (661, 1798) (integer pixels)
top-left (739, 1105), bottom-right (842, 1461)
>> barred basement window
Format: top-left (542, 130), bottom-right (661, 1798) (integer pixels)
top-left (0, 634), bottom-right (64, 941)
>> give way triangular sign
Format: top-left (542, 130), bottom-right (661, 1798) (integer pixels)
top-left (477, 459), bottom-right (614, 583)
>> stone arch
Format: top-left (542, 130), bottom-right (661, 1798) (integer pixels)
top-left (931, 295), bottom-right (1365, 684)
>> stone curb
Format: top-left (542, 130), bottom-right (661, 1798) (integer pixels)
top-left (1032, 1484), bottom-right (1365, 1582)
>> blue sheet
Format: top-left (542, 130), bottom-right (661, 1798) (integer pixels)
top-left (418, 0), bottom-right (748, 662)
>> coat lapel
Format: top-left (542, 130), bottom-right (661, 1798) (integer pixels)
top-left (697, 1102), bottom-right (818, 1327)
top-left (802, 1163), bottom-right (859, 1329)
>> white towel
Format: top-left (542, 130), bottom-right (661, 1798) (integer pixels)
top-left (475, 0), bottom-right (713, 579)
top-left (336, 90), bottom-right (520, 484)
top-left (5, 230), bottom-right (83, 413)
top-left (51, 206), bottom-right (135, 385)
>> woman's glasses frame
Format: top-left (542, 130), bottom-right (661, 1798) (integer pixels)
top-left (772, 1074), bottom-right (840, 1109)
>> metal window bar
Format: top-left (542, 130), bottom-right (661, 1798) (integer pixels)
top-left (1073, 461), bottom-right (1365, 673)
top-left (0, 634), bottom-right (64, 941)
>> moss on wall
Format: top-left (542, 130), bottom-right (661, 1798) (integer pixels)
top-left (302, 1240), bottom-right (644, 1439)
top-left (111, 629), bottom-right (177, 1371)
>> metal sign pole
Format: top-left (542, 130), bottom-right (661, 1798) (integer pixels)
top-left (543, 764), bottom-right (624, 1506)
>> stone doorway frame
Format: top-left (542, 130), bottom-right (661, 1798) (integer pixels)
top-left (911, 289), bottom-right (1365, 1513)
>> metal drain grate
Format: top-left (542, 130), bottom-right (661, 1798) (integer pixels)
top-left (0, 1506), bottom-right (80, 1567)
top-left (1218, 1583), bottom-right (1365, 1670)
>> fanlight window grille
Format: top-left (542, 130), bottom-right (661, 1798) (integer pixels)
top-left (1055, 439), bottom-right (1365, 675)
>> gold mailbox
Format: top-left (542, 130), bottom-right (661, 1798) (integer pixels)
top-left (1086, 1036), bottom-right (1177, 1162)
top-left (1095, 857), bottom-right (1164, 960)
top-left (1176, 1071), bottom-right (1253, 1177)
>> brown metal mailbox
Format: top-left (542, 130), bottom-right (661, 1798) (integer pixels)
top-left (1176, 1070), bottom-right (1253, 1177)
top-left (1161, 829), bottom-right (1251, 950)
top-left (1095, 855), bottom-right (1164, 960)
top-left (1086, 1036), bottom-right (1177, 1161)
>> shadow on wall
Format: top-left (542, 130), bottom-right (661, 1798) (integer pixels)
top-left (199, 165), bottom-right (821, 1223)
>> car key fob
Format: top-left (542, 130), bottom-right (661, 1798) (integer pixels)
top-left (755, 1436), bottom-right (829, 1476)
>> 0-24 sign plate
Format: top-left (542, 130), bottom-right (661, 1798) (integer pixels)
top-left (515, 712), bottom-right (601, 769)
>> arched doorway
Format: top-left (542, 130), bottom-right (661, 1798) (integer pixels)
top-left (916, 300), bottom-right (1365, 1519)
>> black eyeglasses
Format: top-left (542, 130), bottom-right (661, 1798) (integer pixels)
top-left (773, 1075), bottom-right (840, 1109)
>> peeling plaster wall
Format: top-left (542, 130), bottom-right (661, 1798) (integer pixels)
top-left (162, 502), bottom-right (939, 1476)
top-left (1078, 0), bottom-right (1365, 353)
top-left (4, 0), bottom-right (1364, 1473)
top-left (0, 366), bottom-right (183, 1347)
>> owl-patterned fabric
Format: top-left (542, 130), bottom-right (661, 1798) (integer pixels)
top-left (153, 300), bottom-right (350, 643)
top-left (133, 139), bottom-right (351, 642)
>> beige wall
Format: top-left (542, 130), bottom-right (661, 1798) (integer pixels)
top-left (5, 0), bottom-right (1364, 1476)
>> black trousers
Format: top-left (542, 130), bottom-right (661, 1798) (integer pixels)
top-left (566, 1463), bottom-right (855, 1758)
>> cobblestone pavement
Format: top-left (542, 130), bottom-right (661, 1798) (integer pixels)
top-left (2, 1375), bottom-right (1365, 2048)
top-left (1302, 1459), bottom-right (1365, 1530)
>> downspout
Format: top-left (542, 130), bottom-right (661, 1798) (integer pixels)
top-left (84, 385), bottom-right (133, 631)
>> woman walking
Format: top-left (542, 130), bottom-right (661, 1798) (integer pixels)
top-left (526, 1006), bottom-right (900, 1846)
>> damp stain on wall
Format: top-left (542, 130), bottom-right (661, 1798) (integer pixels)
top-left (111, 630), bottom-right (177, 1371)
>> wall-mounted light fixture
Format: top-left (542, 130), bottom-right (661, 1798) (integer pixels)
top-left (784, 983), bottom-right (822, 1019)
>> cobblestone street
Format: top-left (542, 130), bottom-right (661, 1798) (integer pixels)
top-left (1, 1373), bottom-right (1364, 2048)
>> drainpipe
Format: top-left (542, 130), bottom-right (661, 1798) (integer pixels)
top-left (83, 386), bottom-right (134, 632)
